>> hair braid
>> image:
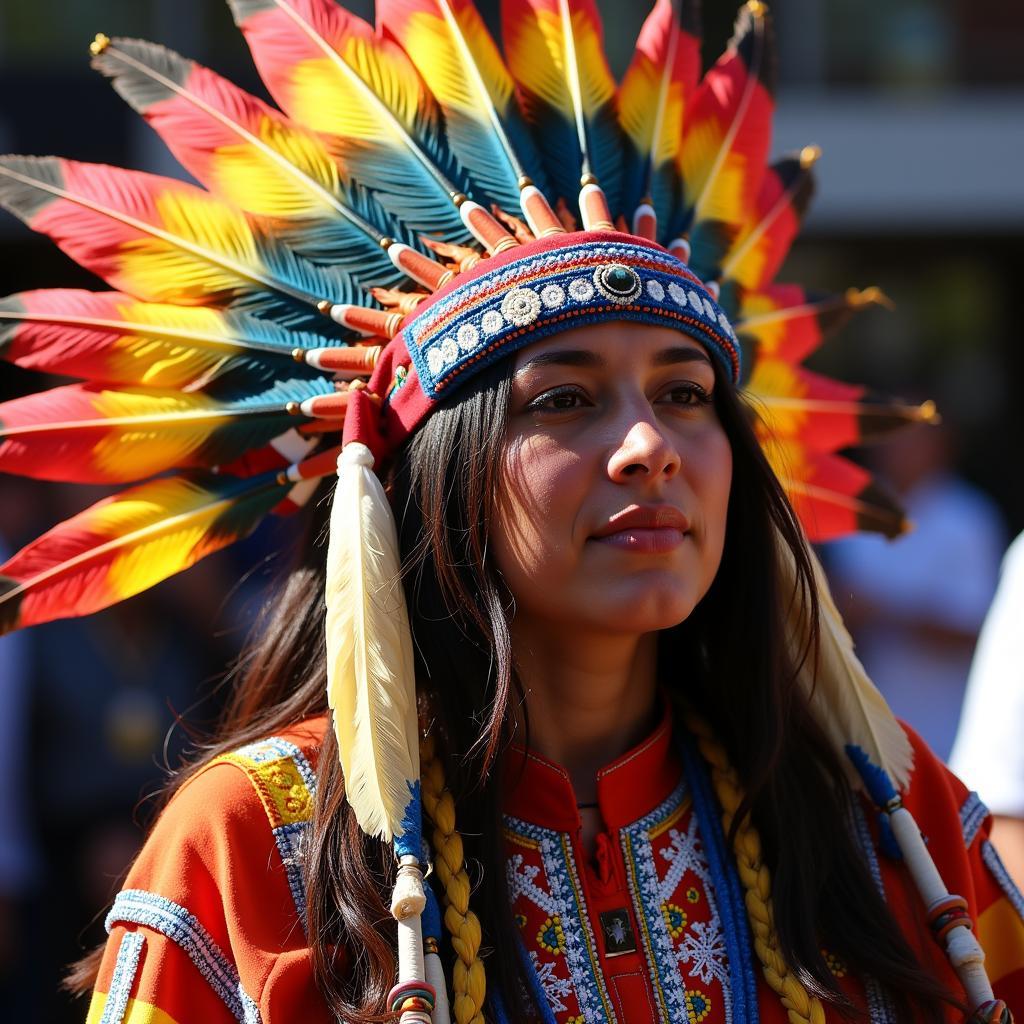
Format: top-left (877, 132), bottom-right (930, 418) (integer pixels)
top-left (686, 714), bottom-right (827, 1024)
top-left (419, 733), bottom-right (487, 1024)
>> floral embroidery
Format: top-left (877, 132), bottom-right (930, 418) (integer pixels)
top-left (662, 902), bottom-right (688, 939)
top-left (537, 914), bottom-right (567, 955)
top-left (685, 988), bottom-right (712, 1023)
top-left (541, 283), bottom-right (566, 308)
top-left (500, 286), bottom-right (542, 326)
top-left (568, 278), bottom-right (595, 302)
top-left (622, 782), bottom-right (733, 1024)
top-left (679, 920), bottom-right (728, 988)
top-left (481, 309), bottom-right (504, 334)
top-left (506, 819), bottom-right (618, 1023)
top-left (529, 951), bottom-right (575, 1014)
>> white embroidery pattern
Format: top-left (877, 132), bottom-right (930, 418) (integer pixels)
top-left (678, 919), bottom-right (729, 988)
top-left (622, 782), bottom-right (733, 1024)
top-left (505, 818), bottom-right (618, 1023)
top-left (529, 951), bottom-right (575, 1014)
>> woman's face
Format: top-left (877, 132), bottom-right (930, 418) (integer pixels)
top-left (491, 321), bottom-right (732, 637)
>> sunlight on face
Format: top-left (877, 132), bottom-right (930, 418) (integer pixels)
top-left (491, 321), bottom-right (732, 637)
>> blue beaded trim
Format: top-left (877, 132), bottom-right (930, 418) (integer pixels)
top-left (99, 930), bottom-right (145, 1024)
top-left (405, 240), bottom-right (739, 400)
top-left (678, 735), bottom-right (758, 1024)
top-left (505, 816), bottom-right (618, 1022)
top-left (982, 839), bottom-right (1024, 919)
top-left (960, 792), bottom-right (989, 850)
top-left (107, 889), bottom-right (262, 1024)
top-left (849, 801), bottom-right (900, 1023)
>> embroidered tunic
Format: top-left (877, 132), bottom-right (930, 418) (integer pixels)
top-left (87, 713), bottom-right (1024, 1024)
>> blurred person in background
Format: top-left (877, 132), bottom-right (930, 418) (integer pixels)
top-left (825, 416), bottom-right (1005, 761)
top-left (950, 530), bottom-right (1024, 889)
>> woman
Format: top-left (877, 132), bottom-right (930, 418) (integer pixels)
top-left (0, 0), bottom-right (1021, 1021)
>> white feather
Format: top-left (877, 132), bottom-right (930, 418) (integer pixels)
top-left (776, 524), bottom-right (914, 792)
top-left (325, 442), bottom-right (419, 840)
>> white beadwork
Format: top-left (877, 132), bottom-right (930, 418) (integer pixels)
top-left (440, 337), bottom-right (459, 365)
top-left (568, 278), bottom-right (595, 302)
top-left (481, 309), bottom-right (504, 335)
top-left (427, 347), bottom-right (444, 376)
top-left (457, 323), bottom-right (480, 352)
top-left (717, 312), bottom-right (731, 334)
top-left (541, 283), bottom-right (566, 309)
top-left (646, 279), bottom-right (666, 302)
top-left (678, 919), bottom-right (729, 989)
top-left (688, 290), bottom-right (705, 315)
top-left (703, 297), bottom-right (718, 319)
top-left (501, 286), bottom-right (542, 326)
top-left (529, 951), bottom-right (574, 1014)
top-left (668, 282), bottom-right (688, 307)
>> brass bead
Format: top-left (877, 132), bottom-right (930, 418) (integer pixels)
top-left (378, 236), bottom-right (393, 249)
top-left (285, 401), bottom-right (300, 415)
top-left (580, 172), bottom-right (598, 187)
top-left (90, 33), bottom-right (111, 56)
top-left (316, 299), bottom-right (332, 315)
top-left (291, 348), bottom-right (305, 362)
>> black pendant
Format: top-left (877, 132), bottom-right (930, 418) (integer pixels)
top-left (599, 908), bottom-right (638, 957)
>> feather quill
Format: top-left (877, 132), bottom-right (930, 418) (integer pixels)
top-left (734, 284), bottom-right (891, 365)
top-left (0, 377), bottom-right (332, 482)
top-left (502, 0), bottom-right (622, 215)
top-left (776, 526), bottom-right (914, 791)
top-left (377, 0), bottom-right (548, 214)
top-left (0, 468), bottom-right (311, 635)
top-left (619, 0), bottom-right (701, 240)
top-left (91, 38), bottom-right (412, 284)
top-left (681, 1), bottom-right (775, 280)
top-left (326, 443), bottom-right (418, 841)
top-left (227, 0), bottom-right (468, 242)
top-left (0, 289), bottom-right (337, 389)
top-left (0, 156), bottom-right (354, 329)
top-left (765, 441), bottom-right (907, 541)
top-left (746, 358), bottom-right (934, 455)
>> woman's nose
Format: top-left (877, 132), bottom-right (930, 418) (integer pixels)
top-left (607, 418), bottom-right (682, 481)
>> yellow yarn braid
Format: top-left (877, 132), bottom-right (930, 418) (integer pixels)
top-left (419, 733), bottom-right (487, 1024)
top-left (686, 713), bottom-right (827, 1024)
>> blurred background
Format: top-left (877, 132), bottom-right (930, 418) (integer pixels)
top-left (0, 0), bottom-right (1022, 1019)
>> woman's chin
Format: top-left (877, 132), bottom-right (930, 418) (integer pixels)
top-left (561, 579), bottom-right (701, 635)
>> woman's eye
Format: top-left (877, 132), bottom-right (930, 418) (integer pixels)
top-left (528, 387), bottom-right (588, 411)
top-left (661, 383), bottom-right (712, 406)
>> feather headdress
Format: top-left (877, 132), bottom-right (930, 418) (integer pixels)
top-left (0, 1), bottom-right (957, 1019)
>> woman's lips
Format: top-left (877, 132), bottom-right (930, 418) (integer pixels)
top-left (590, 505), bottom-right (690, 553)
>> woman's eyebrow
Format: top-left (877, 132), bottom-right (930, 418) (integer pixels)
top-left (652, 346), bottom-right (713, 368)
top-left (515, 349), bottom-right (602, 373)
top-left (516, 346), bottom-right (712, 375)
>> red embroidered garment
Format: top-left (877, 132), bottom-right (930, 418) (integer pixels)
top-left (88, 712), bottom-right (1024, 1023)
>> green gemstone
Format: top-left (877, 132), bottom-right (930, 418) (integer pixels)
top-left (606, 266), bottom-right (634, 291)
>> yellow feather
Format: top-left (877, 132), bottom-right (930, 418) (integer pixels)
top-left (209, 116), bottom-right (341, 218)
top-left (326, 443), bottom-right (419, 841)
top-left (776, 525), bottom-right (914, 791)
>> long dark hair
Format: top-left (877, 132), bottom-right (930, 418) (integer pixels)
top-left (70, 353), bottom-right (952, 1020)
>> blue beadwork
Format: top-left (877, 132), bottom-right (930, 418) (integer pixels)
top-left (982, 840), bottom-right (1024, 919)
top-left (678, 735), bottom-right (759, 1024)
top-left (960, 792), bottom-right (989, 850)
top-left (845, 745), bottom-right (900, 807)
top-left (107, 889), bottom-right (262, 1024)
top-left (405, 240), bottom-right (739, 401)
top-left (100, 930), bottom-right (145, 1024)
top-left (394, 779), bottom-right (423, 861)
